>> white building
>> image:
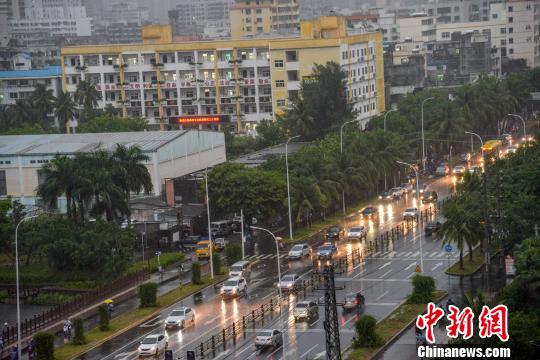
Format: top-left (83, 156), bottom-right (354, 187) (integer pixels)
top-left (505, 0), bottom-right (540, 68)
top-left (0, 130), bottom-right (226, 208)
top-left (0, 62), bottom-right (62, 105)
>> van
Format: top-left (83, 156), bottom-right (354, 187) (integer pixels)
top-left (211, 221), bottom-right (231, 237)
top-left (229, 260), bottom-right (251, 278)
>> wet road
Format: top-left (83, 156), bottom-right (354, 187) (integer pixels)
top-left (81, 175), bottom-right (458, 360)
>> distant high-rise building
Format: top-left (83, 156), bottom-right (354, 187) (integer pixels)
top-left (230, 0), bottom-right (300, 38)
top-left (169, 0), bottom-right (233, 38)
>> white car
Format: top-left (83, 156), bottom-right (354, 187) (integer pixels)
top-left (453, 165), bottom-right (466, 175)
top-left (403, 207), bottom-right (419, 220)
top-left (507, 146), bottom-right (518, 154)
top-left (164, 307), bottom-right (195, 328)
top-left (287, 243), bottom-right (312, 259)
top-left (137, 334), bottom-right (168, 357)
top-left (293, 301), bottom-right (319, 321)
top-left (220, 277), bottom-right (247, 298)
top-left (400, 183), bottom-right (413, 193)
top-left (347, 226), bottom-right (367, 241)
top-left (390, 187), bottom-right (404, 198)
top-left (278, 274), bottom-right (302, 292)
top-left (254, 329), bottom-right (283, 349)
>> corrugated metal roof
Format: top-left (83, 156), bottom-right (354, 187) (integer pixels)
top-left (0, 131), bottom-right (189, 156)
top-left (0, 66), bottom-right (62, 79)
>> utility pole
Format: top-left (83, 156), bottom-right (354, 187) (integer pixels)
top-left (320, 265), bottom-right (342, 360)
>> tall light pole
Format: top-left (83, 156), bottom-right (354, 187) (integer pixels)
top-left (285, 135), bottom-right (300, 241)
top-left (250, 226), bottom-right (286, 359)
top-left (465, 131), bottom-right (484, 158)
top-left (339, 119), bottom-right (361, 214)
top-left (421, 97), bottom-right (434, 172)
top-left (205, 167), bottom-right (214, 279)
top-left (508, 114), bottom-right (526, 142)
top-left (397, 161), bottom-right (423, 273)
top-left (15, 214), bottom-right (40, 360)
top-left (383, 109), bottom-right (397, 133)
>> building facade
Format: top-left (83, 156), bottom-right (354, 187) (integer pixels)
top-left (0, 63), bottom-right (61, 106)
top-left (60, 19), bottom-right (385, 132)
top-left (230, 0), bottom-right (300, 38)
top-left (169, 0), bottom-right (233, 38)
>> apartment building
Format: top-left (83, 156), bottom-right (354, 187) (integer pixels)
top-left (230, 0), bottom-right (300, 38)
top-left (60, 18), bottom-right (384, 132)
top-left (168, 0), bottom-right (233, 38)
top-left (505, 0), bottom-right (540, 68)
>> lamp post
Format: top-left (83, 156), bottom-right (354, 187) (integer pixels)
top-left (508, 114), bottom-right (526, 142)
top-left (339, 119), bottom-right (361, 214)
top-left (250, 226), bottom-right (286, 359)
top-left (396, 161), bottom-right (423, 273)
top-left (465, 131), bottom-right (484, 158)
top-left (205, 167), bottom-right (214, 279)
top-left (421, 97), bottom-right (434, 172)
top-left (383, 109), bottom-right (397, 133)
top-left (285, 135), bottom-right (300, 241)
top-left (15, 214), bottom-right (40, 360)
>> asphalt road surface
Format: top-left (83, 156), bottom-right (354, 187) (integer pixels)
top-left (79, 175), bottom-right (463, 360)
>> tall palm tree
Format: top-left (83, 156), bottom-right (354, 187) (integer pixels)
top-left (37, 155), bottom-right (78, 220)
top-left (112, 145), bottom-right (153, 225)
top-left (32, 83), bottom-right (56, 125)
top-left (12, 99), bottom-right (34, 125)
top-left (74, 79), bottom-right (100, 114)
top-left (54, 91), bottom-right (77, 133)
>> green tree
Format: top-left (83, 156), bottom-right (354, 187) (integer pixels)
top-left (77, 114), bottom-right (147, 133)
top-left (409, 275), bottom-right (436, 303)
top-left (191, 262), bottom-right (202, 284)
top-left (224, 245), bottom-right (242, 266)
top-left (72, 318), bottom-right (86, 345)
top-left (138, 282), bottom-right (158, 307)
top-left (98, 304), bottom-right (110, 331)
top-left (31, 83), bottom-right (56, 125)
top-left (354, 315), bottom-right (381, 347)
top-left (33, 331), bottom-right (55, 360)
top-left (255, 118), bottom-right (287, 148)
top-left (74, 79), bottom-right (101, 116)
top-left (54, 91), bottom-right (76, 133)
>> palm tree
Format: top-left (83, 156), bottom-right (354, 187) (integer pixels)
top-left (37, 155), bottom-right (78, 220)
top-left (31, 83), bottom-right (56, 125)
top-left (74, 79), bottom-right (100, 115)
top-left (112, 145), bottom-right (153, 226)
top-left (55, 91), bottom-right (77, 133)
top-left (12, 99), bottom-right (34, 125)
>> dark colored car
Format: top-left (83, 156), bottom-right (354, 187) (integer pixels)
top-left (361, 206), bottom-right (378, 217)
top-left (421, 191), bottom-right (438, 203)
top-left (342, 292), bottom-right (365, 312)
top-left (325, 225), bottom-right (344, 241)
top-left (424, 222), bottom-right (441, 236)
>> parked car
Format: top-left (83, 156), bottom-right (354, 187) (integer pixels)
top-left (278, 274), bottom-right (302, 292)
top-left (254, 329), bottom-right (282, 350)
top-left (435, 164), bottom-right (450, 176)
top-left (378, 190), bottom-right (393, 201)
top-left (347, 226), bottom-right (367, 241)
top-left (453, 165), bottom-right (466, 175)
top-left (195, 240), bottom-right (216, 260)
top-left (317, 243), bottom-right (337, 259)
top-left (220, 277), bottom-right (247, 298)
top-left (294, 301), bottom-right (319, 321)
top-left (342, 292), bottom-right (365, 312)
top-left (421, 191), bottom-right (438, 204)
top-left (137, 334), bottom-right (168, 357)
top-left (361, 206), bottom-right (378, 217)
top-left (165, 307), bottom-right (195, 329)
top-left (288, 243), bottom-right (312, 260)
top-left (210, 220), bottom-right (231, 237)
top-left (403, 207), bottom-right (419, 220)
top-left (400, 183), bottom-right (413, 193)
top-left (390, 187), bottom-right (404, 198)
top-left (214, 237), bottom-right (227, 251)
top-left (325, 225), bottom-right (344, 241)
top-left (229, 260), bottom-right (251, 278)
top-left (424, 222), bottom-right (441, 236)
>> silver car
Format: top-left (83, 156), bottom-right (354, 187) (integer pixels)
top-left (294, 301), bottom-right (318, 321)
top-left (288, 244), bottom-right (312, 259)
top-left (278, 274), bottom-right (302, 292)
top-left (254, 329), bottom-right (283, 349)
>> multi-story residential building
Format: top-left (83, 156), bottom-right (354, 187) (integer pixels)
top-left (60, 17), bottom-right (384, 132)
top-left (230, 0), bottom-right (300, 38)
top-left (168, 0), bottom-right (233, 39)
top-left (505, 0), bottom-right (540, 68)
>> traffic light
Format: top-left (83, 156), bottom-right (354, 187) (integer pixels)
top-left (186, 350), bottom-right (196, 360)
top-left (164, 350), bottom-right (173, 360)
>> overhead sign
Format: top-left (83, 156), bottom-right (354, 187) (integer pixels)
top-left (172, 115), bottom-right (230, 125)
top-left (444, 244), bottom-right (453, 253)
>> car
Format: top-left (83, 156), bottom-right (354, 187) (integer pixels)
top-left (378, 190), bottom-right (393, 201)
top-left (214, 237), bottom-right (227, 251)
top-left (347, 226), bottom-right (367, 241)
top-left (424, 222), bottom-right (441, 236)
top-left (325, 225), bottom-right (344, 241)
top-left (210, 220), bottom-right (232, 237)
top-left (254, 329), bottom-right (283, 349)
top-left (195, 240), bottom-right (216, 260)
top-left (361, 206), bottom-right (378, 217)
top-left (412, 183), bottom-right (428, 195)
top-left (288, 243), bottom-right (312, 260)
top-left (137, 334), bottom-right (168, 357)
top-left (294, 301), bottom-right (319, 321)
top-left (220, 277), bottom-right (247, 298)
top-left (164, 307), bottom-right (195, 328)
top-left (435, 164), bottom-right (450, 176)
top-left (278, 273), bottom-right (302, 291)
top-left (453, 165), bottom-right (466, 175)
top-left (229, 260), bottom-right (251, 278)
top-left (390, 187), bottom-right (404, 198)
top-left (500, 133), bottom-right (512, 145)
top-left (317, 243), bottom-right (337, 259)
top-left (459, 153), bottom-right (471, 162)
top-left (400, 183), bottom-right (413, 193)
top-left (403, 207), bottom-right (419, 220)
top-left (120, 219), bottom-right (139, 229)
top-left (421, 191), bottom-right (438, 204)
top-left (342, 292), bottom-right (365, 311)
top-left (468, 166), bottom-right (482, 174)
top-left (507, 145), bottom-right (518, 154)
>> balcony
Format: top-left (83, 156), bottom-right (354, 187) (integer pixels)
top-left (75, 65), bottom-right (88, 71)
top-left (113, 64), bottom-right (128, 70)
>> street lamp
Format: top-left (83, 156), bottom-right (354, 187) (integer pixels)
top-left (507, 114), bottom-right (527, 142)
top-left (396, 161), bottom-right (424, 273)
top-left (421, 97), bottom-right (434, 172)
top-left (250, 226), bottom-right (286, 359)
top-left (340, 119), bottom-right (362, 214)
top-left (465, 131), bottom-right (484, 158)
top-left (15, 214), bottom-right (40, 360)
top-left (204, 167), bottom-right (214, 279)
top-left (285, 135), bottom-right (300, 242)
top-left (383, 109), bottom-right (397, 133)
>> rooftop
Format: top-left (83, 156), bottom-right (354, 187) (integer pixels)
top-left (233, 141), bottom-right (309, 167)
top-left (0, 66), bottom-right (62, 79)
top-left (0, 130), bottom-right (195, 156)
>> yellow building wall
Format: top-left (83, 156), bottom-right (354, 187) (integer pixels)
top-left (230, 9), bottom-right (244, 39)
top-left (142, 25), bottom-right (172, 44)
top-left (300, 16), bottom-right (348, 39)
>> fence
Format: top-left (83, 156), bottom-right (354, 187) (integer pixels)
top-left (1, 268), bottom-right (149, 347)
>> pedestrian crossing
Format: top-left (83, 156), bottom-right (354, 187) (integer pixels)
top-left (243, 253), bottom-right (288, 261)
top-left (241, 250), bottom-right (457, 261)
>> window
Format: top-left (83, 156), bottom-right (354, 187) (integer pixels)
top-left (492, 13), bottom-right (498, 19)
top-left (442, 32), bottom-right (450, 38)
top-left (256, 18), bottom-right (262, 23)
top-left (509, 48), bottom-right (514, 54)
top-left (276, 99), bottom-right (286, 106)
top-left (256, 9), bottom-right (262, 14)
top-left (500, 28), bottom-right (506, 34)
top-left (9, 92), bottom-right (18, 99)
top-left (257, 27), bottom-right (263, 32)
top-left (501, 39), bottom-right (507, 45)
top-left (275, 80), bottom-right (285, 88)
top-left (508, 6), bottom-right (513, 12)
top-left (246, 26), bottom-right (252, 32)
top-left (508, 17), bottom-right (513, 23)
top-left (509, 38), bottom-right (513, 44)
top-left (274, 60), bottom-right (283, 68)
top-left (509, 27), bottom-right (513, 33)
top-left (0, 171), bottom-right (5, 196)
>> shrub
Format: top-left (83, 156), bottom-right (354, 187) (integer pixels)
top-left (31, 293), bottom-right (77, 305)
top-left (98, 304), bottom-right (110, 331)
top-left (0, 289), bottom-right (7, 303)
top-left (409, 274), bottom-right (436, 304)
top-left (354, 315), bottom-right (381, 347)
top-left (212, 254), bottom-right (223, 275)
top-left (225, 245), bottom-right (242, 266)
top-left (34, 331), bottom-right (55, 360)
top-left (138, 282), bottom-right (158, 307)
top-left (71, 318), bottom-right (86, 345)
top-left (191, 262), bottom-right (202, 285)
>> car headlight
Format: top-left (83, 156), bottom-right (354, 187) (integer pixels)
top-left (287, 284), bottom-right (292, 287)
top-left (378, 196), bottom-right (382, 199)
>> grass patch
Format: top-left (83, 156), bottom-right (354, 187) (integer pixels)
top-left (54, 271), bottom-right (227, 360)
top-left (348, 290), bottom-right (446, 360)
top-left (31, 293), bottom-right (78, 306)
top-left (445, 246), bottom-right (484, 276)
top-left (124, 252), bottom-right (185, 275)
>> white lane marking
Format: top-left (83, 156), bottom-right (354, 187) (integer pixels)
top-left (431, 262), bottom-right (443, 271)
top-left (261, 254), bottom-right (273, 259)
top-left (335, 277), bottom-right (410, 282)
top-left (313, 350), bottom-right (327, 359)
top-left (396, 252), bottom-right (405, 257)
top-left (204, 319), bottom-right (215, 326)
top-left (280, 254), bottom-right (287, 258)
top-left (114, 351), bottom-right (136, 359)
top-left (372, 251), bottom-right (381, 257)
top-left (352, 268), bottom-right (367, 279)
top-left (407, 272), bottom-right (416, 279)
top-left (380, 269), bottom-right (392, 278)
top-left (378, 261), bottom-right (392, 270)
top-left (300, 344), bottom-right (319, 359)
top-left (214, 349), bottom-right (231, 359)
top-left (365, 302), bottom-right (398, 306)
top-left (429, 251), bottom-right (439, 257)
top-left (234, 345), bottom-right (253, 358)
top-left (376, 290), bottom-right (389, 300)
top-left (245, 328), bottom-right (355, 334)
top-left (387, 251), bottom-right (397, 258)
top-left (405, 262), bottom-right (416, 271)
top-left (404, 251), bottom-right (413, 257)
top-left (411, 251), bottom-right (420, 258)
top-left (437, 252), bottom-right (447, 258)
top-left (353, 261), bottom-right (365, 270)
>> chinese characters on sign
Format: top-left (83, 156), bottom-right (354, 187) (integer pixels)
top-left (416, 303), bottom-right (509, 343)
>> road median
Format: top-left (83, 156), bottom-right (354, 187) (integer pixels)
top-left (445, 245), bottom-right (484, 276)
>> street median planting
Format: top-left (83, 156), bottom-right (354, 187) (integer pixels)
top-left (445, 246), bottom-right (484, 276)
top-left (53, 272), bottom-right (227, 360)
